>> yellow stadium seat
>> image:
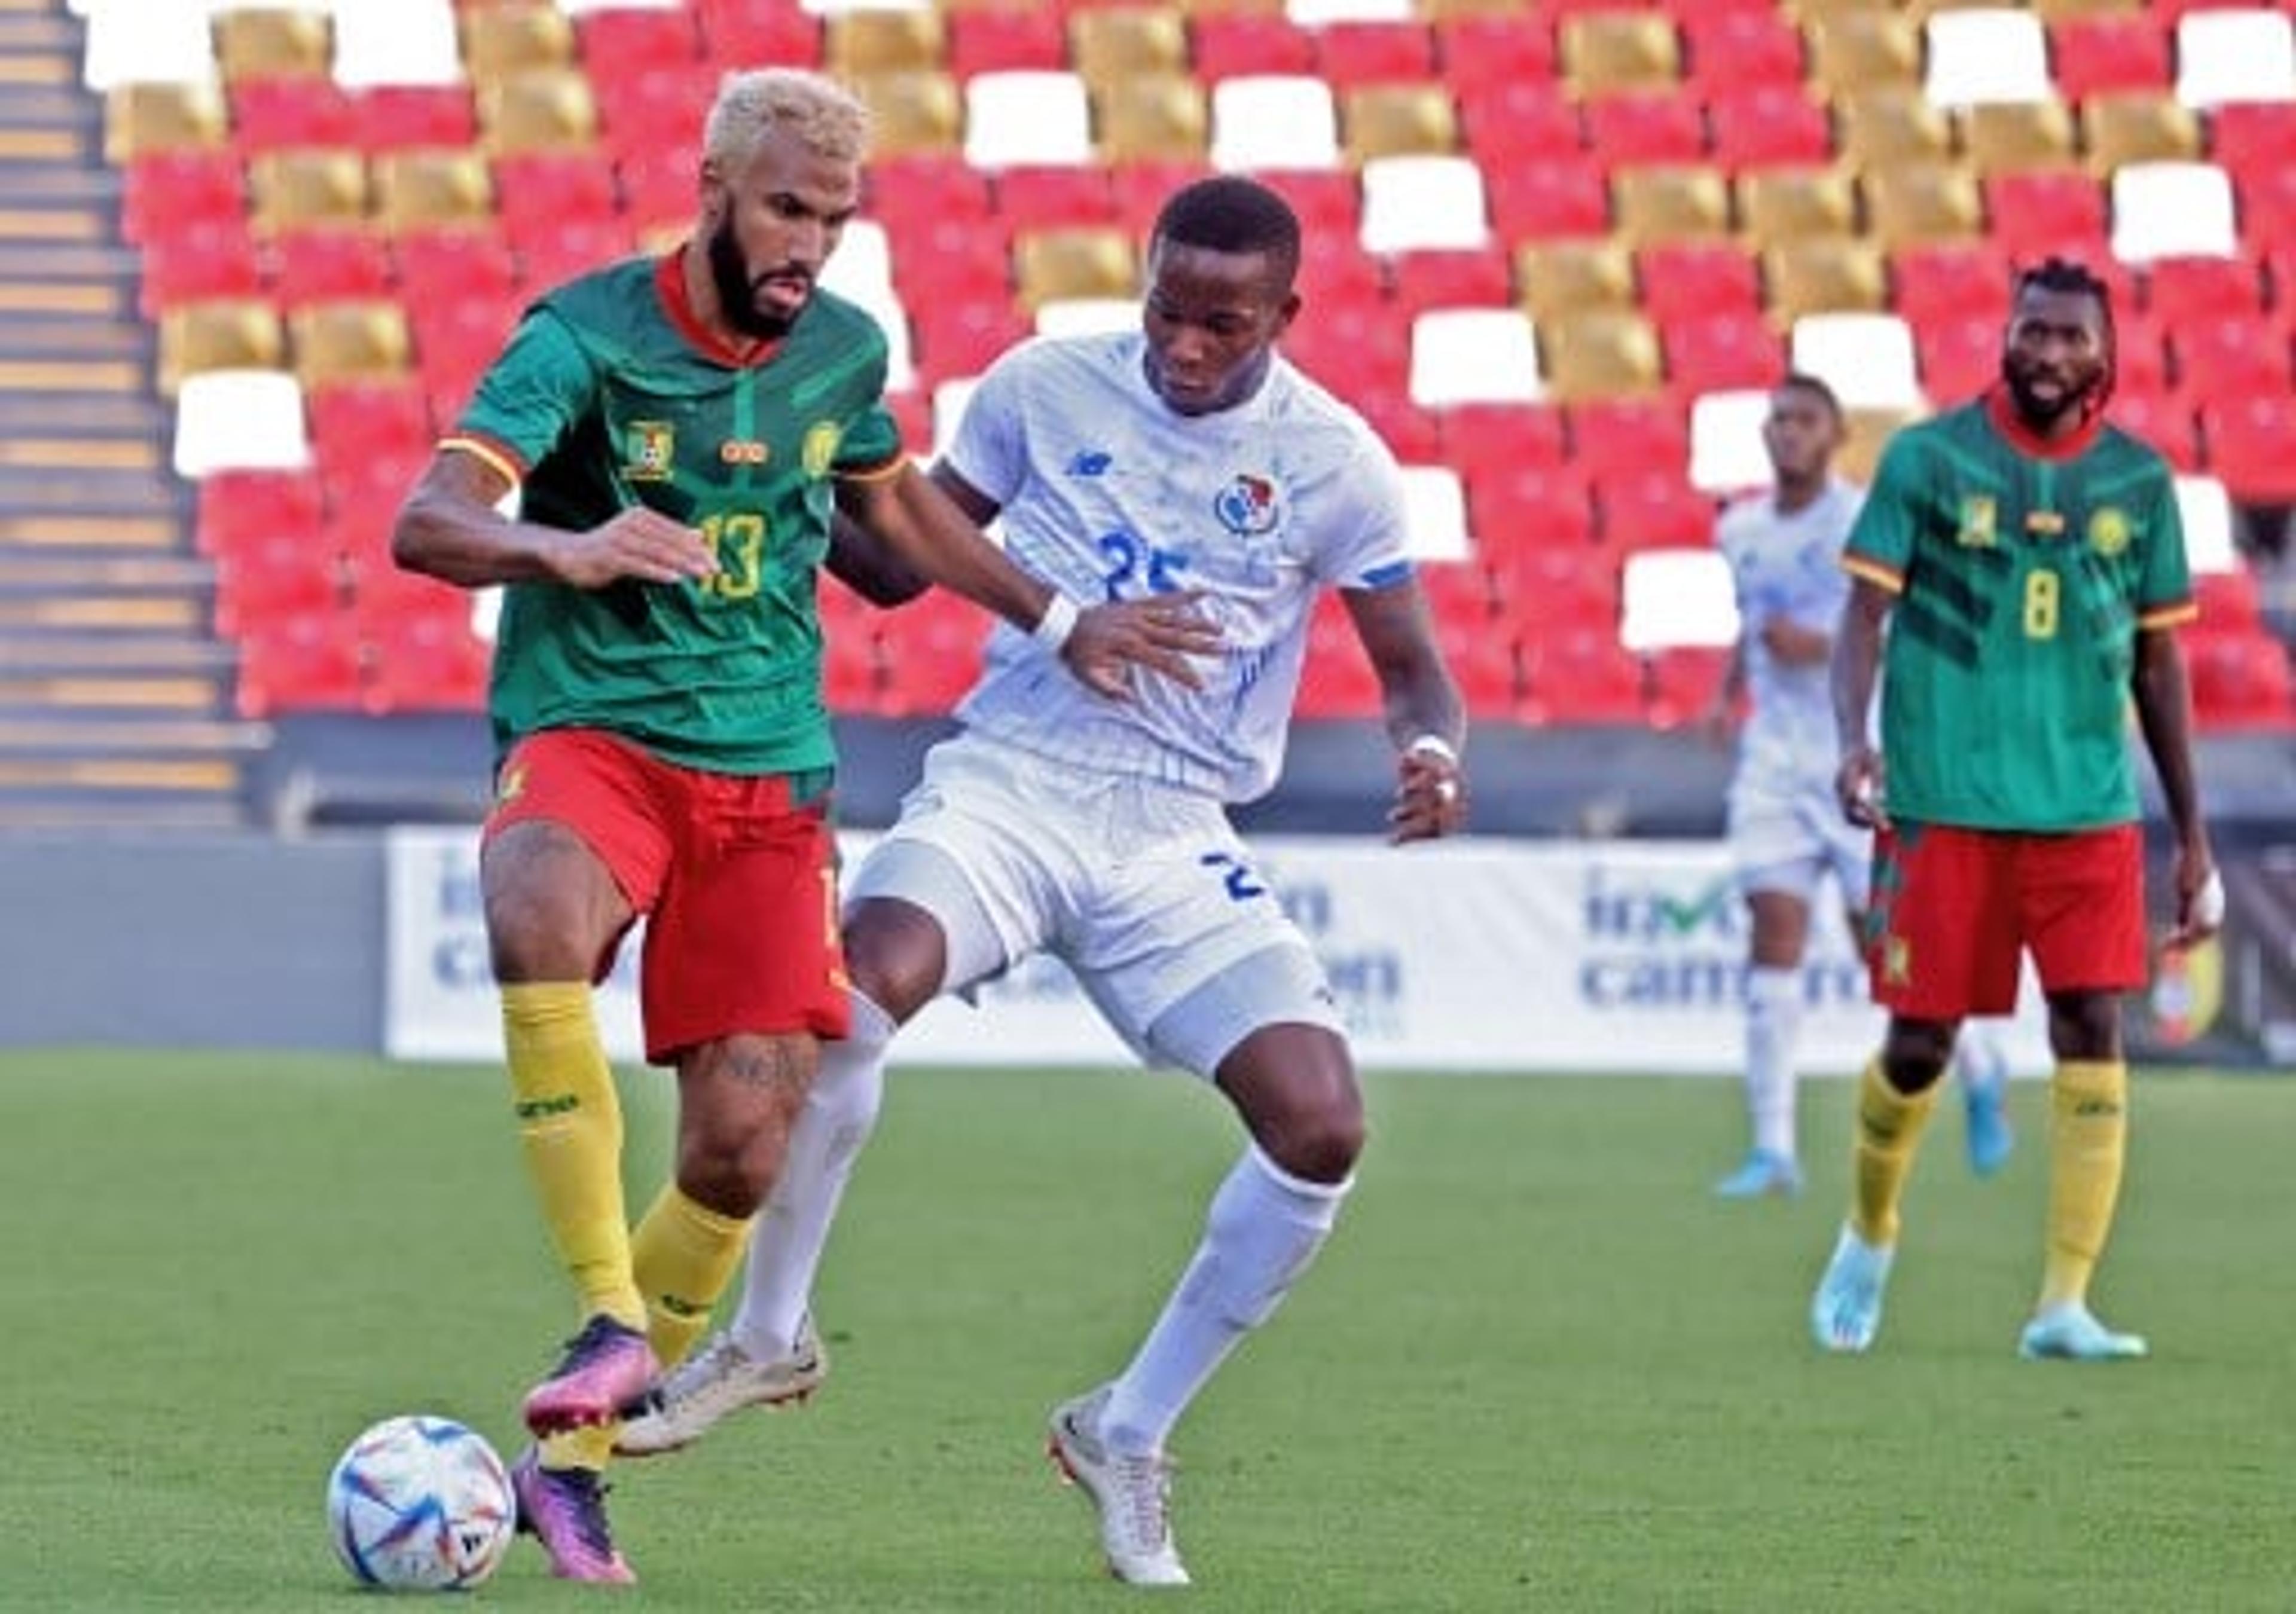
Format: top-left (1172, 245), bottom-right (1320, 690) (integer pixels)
top-left (2029, 0), bottom-right (2144, 18)
top-left (248, 148), bottom-right (371, 236)
top-left (2080, 91), bottom-right (2202, 174)
top-left (103, 82), bottom-right (228, 163)
top-left (1540, 310), bottom-right (1665, 402)
top-left (848, 71), bottom-right (964, 160)
top-left (1342, 83), bottom-right (1460, 165)
top-left (459, 4), bottom-right (575, 86)
top-left (1610, 164), bottom-right (1733, 247)
top-left (1095, 75), bottom-right (1209, 164)
top-left (289, 298), bottom-right (414, 389)
top-left (1959, 101), bottom-right (2078, 174)
top-left (1421, 0), bottom-right (1528, 17)
top-left (1763, 238), bottom-right (1890, 321)
top-left (1840, 405), bottom-right (1925, 484)
top-left (212, 7), bottom-right (332, 81)
top-left (479, 68), bottom-right (600, 157)
top-left (158, 298), bottom-right (288, 397)
top-left (1806, 12), bottom-right (1922, 93)
top-left (1836, 87), bottom-right (1954, 171)
top-left (1737, 167), bottom-right (1857, 246)
top-left (825, 8), bottom-right (945, 78)
top-left (1561, 13), bottom-right (1681, 95)
top-left (1169, 0), bottom-right (1284, 14)
top-left (372, 150), bottom-right (496, 236)
top-left (1013, 227), bottom-right (1138, 312)
top-left (1861, 160), bottom-right (1985, 248)
top-left (1070, 7), bottom-right (1188, 90)
top-left (1514, 239), bottom-right (1638, 323)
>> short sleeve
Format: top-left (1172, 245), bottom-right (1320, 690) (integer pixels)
top-left (2135, 465), bottom-right (2196, 628)
top-left (1842, 433), bottom-right (1919, 593)
top-left (451, 309), bottom-right (596, 476)
top-left (940, 347), bottom-right (1030, 506)
top-left (1320, 428), bottom-right (1414, 589)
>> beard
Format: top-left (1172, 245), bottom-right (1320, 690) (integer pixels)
top-left (708, 215), bottom-right (801, 342)
top-left (2002, 362), bottom-right (2101, 429)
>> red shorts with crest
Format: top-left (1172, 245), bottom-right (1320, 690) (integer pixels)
top-left (484, 728), bottom-right (849, 1063)
top-left (1866, 821), bottom-right (2146, 1019)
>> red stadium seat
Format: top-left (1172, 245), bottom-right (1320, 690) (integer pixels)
top-left (1349, 387), bottom-right (1446, 462)
top-left (575, 7), bottom-right (702, 77)
top-left (1498, 539), bottom-right (1619, 631)
top-left (2106, 389), bottom-right (2202, 472)
top-left (2111, 306), bottom-right (2173, 396)
top-left (1891, 240), bottom-right (2012, 326)
top-left (1983, 170), bottom-right (2107, 260)
top-left (2049, 14), bottom-right (2170, 102)
top-left (947, 7), bottom-right (1066, 78)
top-left (1255, 169), bottom-right (1362, 237)
top-left (1647, 644), bottom-right (1732, 729)
top-left (1296, 596), bottom-right (1384, 720)
top-left (1439, 402), bottom-right (1570, 478)
top-left (1190, 14), bottom-right (1315, 80)
top-left (1596, 471), bottom-right (1713, 551)
top-left (1315, 22), bottom-right (1436, 88)
top-left (352, 86), bottom-right (477, 152)
top-left (1109, 158), bottom-right (1213, 233)
top-left (1583, 92), bottom-right (1708, 166)
top-left (868, 153), bottom-right (996, 228)
top-left (996, 165), bottom-right (1118, 230)
top-left (350, 559), bottom-right (473, 634)
top-left (1916, 317), bottom-right (2002, 402)
top-left (214, 536), bottom-right (344, 637)
top-left (2195, 568), bottom-right (2265, 636)
top-left (2209, 103), bottom-right (2296, 187)
top-left (1458, 82), bottom-right (1584, 167)
top-left (492, 154), bottom-right (621, 254)
top-left (1467, 462), bottom-right (1597, 556)
top-left (2144, 254), bottom-right (2264, 322)
top-left (236, 611), bottom-right (367, 717)
top-left (2234, 163), bottom-right (2296, 249)
top-left (1387, 246), bottom-right (1513, 315)
top-left (1570, 398), bottom-right (1689, 482)
top-left (230, 78), bottom-right (359, 152)
top-left (1283, 308), bottom-right (1412, 402)
top-left (1635, 242), bottom-right (1761, 320)
top-left (1431, 615), bottom-right (1522, 719)
top-left (1663, 313), bottom-right (1785, 395)
top-left (1683, 10), bottom-right (1805, 87)
top-left (2203, 395), bottom-right (2296, 502)
top-left (1521, 629), bottom-right (1646, 726)
top-left (1486, 158), bottom-right (1611, 243)
top-left (1706, 87), bottom-right (1833, 170)
top-left (138, 223), bottom-right (266, 316)
top-left (911, 296), bottom-right (1032, 385)
top-left (121, 149), bottom-right (245, 245)
top-left (269, 227), bottom-right (396, 307)
top-left (196, 468), bottom-right (326, 560)
top-left (696, 0), bottom-right (820, 67)
top-left (512, 216), bottom-right (638, 300)
top-left (307, 377), bottom-right (433, 480)
top-left (2173, 314), bottom-right (2292, 396)
top-left (1436, 16), bottom-right (1558, 108)
top-left (2185, 631), bottom-right (2296, 733)
top-left (1418, 560), bottom-right (1497, 626)
top-left (362, 614), bottom-right (491, 713)
top-left (393, 227), bottom-right (520, 308)
top-left (594, 66), bottom-right (718, 163)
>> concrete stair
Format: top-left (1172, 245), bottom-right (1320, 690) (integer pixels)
top-left (0, 0), bottom-right (263, 830)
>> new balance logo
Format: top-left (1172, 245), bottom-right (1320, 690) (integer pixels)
top-left (1067, 450), bottom-right (1113, 476)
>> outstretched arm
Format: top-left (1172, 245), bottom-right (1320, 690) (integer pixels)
top-left (1343, 581), bottom-right (1467, 843)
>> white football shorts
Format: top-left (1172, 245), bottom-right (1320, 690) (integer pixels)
top-left (1726, 766), bottom-right (1871, 909)
top-left (846, 733), bottom-right (1344, 1076)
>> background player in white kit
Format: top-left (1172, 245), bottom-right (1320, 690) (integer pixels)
top-left (616, 176), bottom-right (1468, 1587)
top-left (1704, 374), bottom-right (2013, 1199)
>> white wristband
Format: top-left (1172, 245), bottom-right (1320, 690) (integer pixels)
top-left (1405, 734), bottom-right (1458, 766)
top-left (1031, 593), bottom-right (1079, 655)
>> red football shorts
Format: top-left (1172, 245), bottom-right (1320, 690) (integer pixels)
top-left (484, 727), bottom-right (850, 1063)
top-left (1865, 820), bottom-right (2147, 1018)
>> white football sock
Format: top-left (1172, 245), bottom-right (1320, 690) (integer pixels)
top-left (1098, 1145), bottom-right (1348, 1457)
top-left (1745, 966), bottom-right (1803, 1160)
top-left (728, 989), bottom-right (892, 1361)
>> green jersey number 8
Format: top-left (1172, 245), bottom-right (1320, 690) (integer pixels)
top-left (2022, 567), bottom-right (2059, 640)
top-left (698, 513), bottom-right (766, 602)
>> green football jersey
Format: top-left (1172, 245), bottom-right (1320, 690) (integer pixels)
top-left (1843, 396), bottom-right (2196, 832)
top-left (450, 252), bottom-right (903, 775)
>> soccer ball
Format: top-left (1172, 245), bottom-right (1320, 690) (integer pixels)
top-left (326, 1414), bottom-right (515, 1591)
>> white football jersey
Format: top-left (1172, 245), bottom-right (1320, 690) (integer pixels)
top-left (941, 331), bottom-right (1413, 802)
top-left (1715, 479), bottom-right (1863, 788)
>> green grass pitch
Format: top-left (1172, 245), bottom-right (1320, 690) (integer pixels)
top-left (1, 1050), bottom-right (2289, 1610)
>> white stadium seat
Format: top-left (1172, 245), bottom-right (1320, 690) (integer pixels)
top-left (1922, 9), bottom-right (2052, 108)
top-left (1407, 308), bottom-right (1544, 407)
top-left (1688, 389), bottom-right (1776, 495)
top-left (1211, 76), bottom-right (1342, 171)
top-left (2109, 161), bottom-right (2239, 263)
top-left (1359, 155), bottom-right (1489, 255)
top-left (1620, 548), bottom-right (1740, 653)
top-left (172, 370), bottom-right (312, 478)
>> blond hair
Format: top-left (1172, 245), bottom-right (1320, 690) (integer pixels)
top-left (703, 68), bottom-right (871, 171)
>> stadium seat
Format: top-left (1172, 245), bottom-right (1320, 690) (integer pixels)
top-left (1519, 629), bottom-right (1647, 726)
top-left (1794, 312), bottom-right (1923, 410)
top-left (121, 149), bottom-right (243, 245)
top-left (1095, 75), bottom-right (1211, 163)
top-left (1682, 10), bottom-right (1805, 87)
top-left (172, 367), bottom-right (310, 476)
top-left (1806, 11), bottom-right (1922, 93)
top-left (329, 0), bottom-right (462, 88)
top-left (1439, 401), bottom-right (1570, 479)
top-left (1706, 87), bottom-right (1833, 169)
top-left (1610, 164), bottom-right (1733, 246)
top-left (848, 71), bottom-right (965, 160)
top-left (458, 3), bottom-right (576, 87)
top-left (158, 300), bottom-right (289, 397)
top-left (572, 6), bottom-right (700, 76)
top-left (196, 467), bottom-right (326, 560)
top-left (969, 71), bottom-right (1097, 169)
top-left (1583, 93), bottom-right (1706, 166)
top-left (823, 7), bottom-right (942, 79)
top-left (1761, 239), bottom-right (1891, 319)
top-left (1541, 312), bottom-right (1665, 403)
top-left (289, 299), bottom-right (414, 390)
top-left (2106, 389), bottom-right (2202, 472)
top-left (82, 2), bottom-right (218, 91)
top-left (235, 612), bottom-right (368, 718)
top-left (1737, 167), bottom-right (1857, 246)
top-left (594, 64), bottom-right (718, 162)
top-left (1399, 465), bottom-right (1473, 562)
top-left (390, 228), bottom-right (517, 313)
top-left (213, 532), bottom-right (344, 638)
top-left (2145, 255), bottom-right (2265, 322)
top-left (1570, 396), bottom-right (1690, 482)
top-left (1433, 16), bottom-right (1558, 109)
top-left (1256, 169), bottom-right (1363, 236)
top-left (1069, 7), bottom-right (1189, 87)
top-left (2050, 14), bottom-right (2171, 102)
top-left (1012, 226), bottom-right (1137, 311)
top-left (2185, 631), bottom-right (2296, 733)
top-left (103, 82), bottom-right (229, 163)
top-left (2196, 570), bottom-right (2264, 632)
top-left (1836, 87), bottom-right (1955, 170)
top-left (1190, 14), bottom-right (1317, 81)
top-left (1838, 405), bottom-right (1921, 485)
top-left (1513, 239), bottom-right (1637, 323)
top-left (2173, 473), bottom-right (2241, 570)
top-left (695, 0), bottom-right (820, 68)
top-left (1559, 13), bottom-right (1681, 96)
top-left (995, 165), bottom-right (1118, 231)
top-left (1636, 242), bottom-right (1762, 320)
top-left (1862, 161), bottom-right (1986, 249)
top-left (2081, 91), bottom-right (2203, 172)
top-left (1923, 7), bottom-right (2053, 106)
top-left (1687, 388), bottom-right (1774, 494)
top-left (362, 615), bottom-right (491, 714)
top-left (1211, 75), bottom-right (1342, 169)
top-left (1351, 387), bottom-right (1447, 461)
top-left (1389, 246), bottom-right (1513, 315)
top-left (1470, 463), bottom-right (1598, 559)
top-left (270, 228), bottom-right (395, 308)
top-left (2109, 161), bottom-right (2237, 262)
top-left (1891, 240), bottom-right (2012, 325)
top-left (2234, 160), bottom-right (2296, 250)
top-left (491, 152), bottom-right (619, 260)
top-left (1665, 312), bottom-right (1787, 395)
top-left (1317, 20), bottom-right (1437, 87)
top-left (1983, 168), bottom-right (2108, 258)
top-left (212, 7), bottom-right (332, 81)
top-left (1485, 158), bottom-right (1611, 242)
top-left (1407, 307), bottom-right (1544, 406)
top-left (1914, 316), bottom-right (2002, 401)
top-left (2208, 105), bottom-right (2296, 189)
top-left (245, 148), bottom-right (371, 237)
top-left (2175, 8), bottom-right (2296, 110)
top-left (2203, 396), bottom-right (2296, 501)
top-left (1287, 0), bottom-right (1416, 25)
top-left (139, 222), bottom-right (266, 316)
top-left (1359, 155), bottom-right (1488, 253)
top-left (1620, 545), bottom-right (1737, 651)
top-left (478, 68), bottom-right (600, 157)
top-left (1647, 644), bottom-right (1735, 729)
top-left (1457, 80), bottom-right (1583, 167)
top-left (230, 78), bottom-right (360, 152)
top-left (947, 7), bottom-right (1064, 78)
top-left (1341, 83), bottom-right (1461, 164)
top-left (1959, 101), bottom-right (2078, 173)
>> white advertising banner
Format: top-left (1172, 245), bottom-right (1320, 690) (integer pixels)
top-left (385, 828), bottom-right (2047, 1074)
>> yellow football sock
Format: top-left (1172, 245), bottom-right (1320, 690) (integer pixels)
top-left (501, 982), bottom-right (644, 1331)
top-left (1851, 1056), bottom-right (1938, 1248)
top-left (630, 1183), bottom-right (753, 1371)
top-left (2038, 1059), bottom-right (2129, 1312)
top-left (540, 1424), bottom-right (616, 1474)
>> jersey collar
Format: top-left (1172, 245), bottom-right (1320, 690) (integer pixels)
top-left (655, 246), bottom-right (785, 369)
top-left (1984, 385), bottom-right (2103, 462)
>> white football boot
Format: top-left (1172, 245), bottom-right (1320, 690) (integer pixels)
top-left (612, 1315), bottom-right (826, 1458)
top-left (1046, 1386), bottom-right (1190, 1588)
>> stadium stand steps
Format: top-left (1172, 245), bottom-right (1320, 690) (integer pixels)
top-left (0, 1), bottom-right (258, 830)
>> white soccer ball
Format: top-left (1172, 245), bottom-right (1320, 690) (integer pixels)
top-left (326, 1414), bottom-right (515, 1591)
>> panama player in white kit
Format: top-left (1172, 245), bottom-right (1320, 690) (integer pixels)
top-left (616, 177), bottom-right (1468, 1585)
top-left (1706, 375), bottom-right (2013, 1199)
